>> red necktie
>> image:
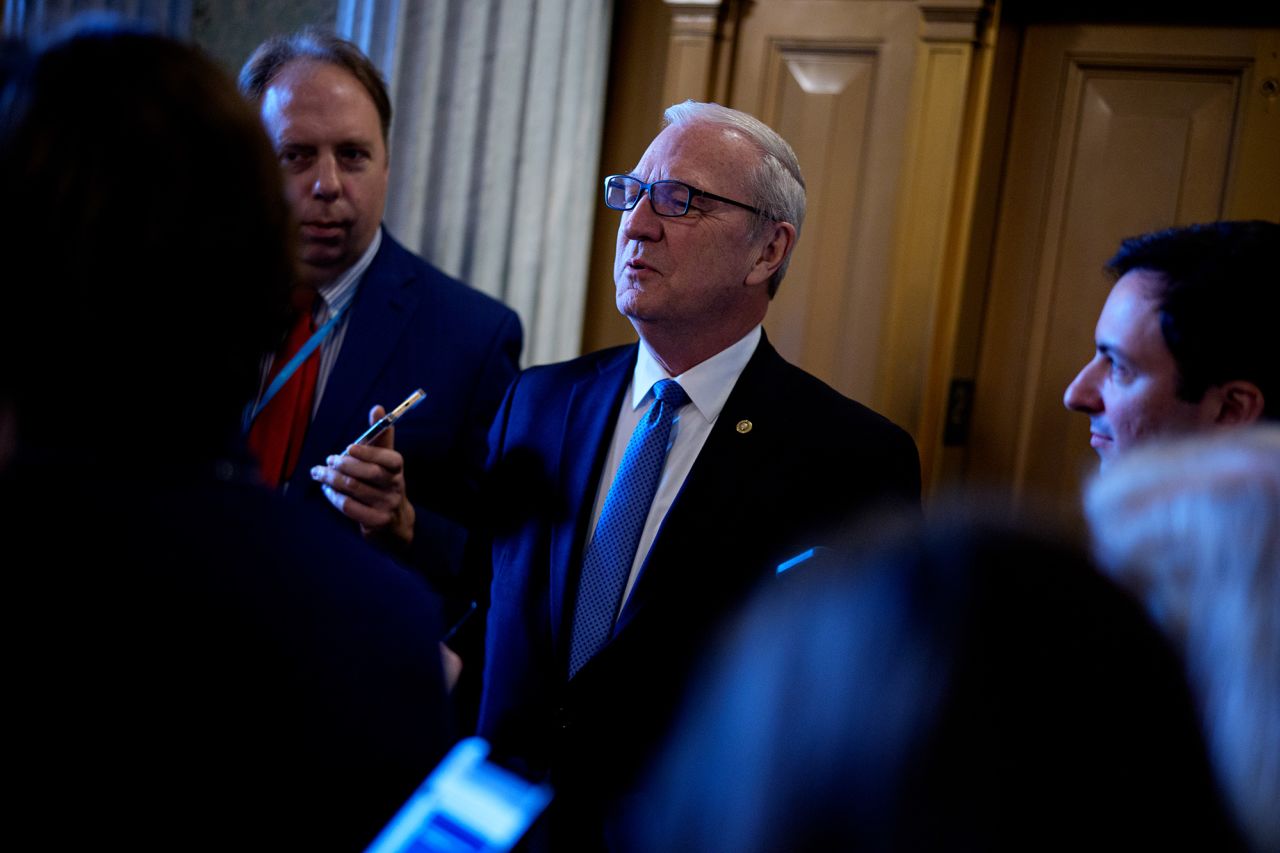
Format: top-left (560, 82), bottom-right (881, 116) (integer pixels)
top-left (247, 304), bottom-right (321, 488)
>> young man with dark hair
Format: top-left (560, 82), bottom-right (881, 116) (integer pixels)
top-left (1064, 220), bottom-right (1277, 467)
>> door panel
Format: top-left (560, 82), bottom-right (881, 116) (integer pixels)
top-left (730, 1), bottom-right (921, 404)
top-left (761, 44), bottom-right (878, 388)
top-left (967, 24), bottom-right (1278, 519)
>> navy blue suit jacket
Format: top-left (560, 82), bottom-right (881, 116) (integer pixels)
top-left (5, 452), bottom-right (452, 851)
top-left (476, 335), bottom-right (920, 844)
top-left (283, 231), bottom-right (522, 591)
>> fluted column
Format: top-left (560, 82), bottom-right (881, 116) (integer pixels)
top-left (339, 0), bottom-right (613, 365)
top-left (4, 0), bottom-right (192, 36)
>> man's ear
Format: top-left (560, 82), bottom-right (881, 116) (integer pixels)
top-left (1213, 380), bottom-right (1265, 426)
top-left (745, 221), bottom-right (797, 289)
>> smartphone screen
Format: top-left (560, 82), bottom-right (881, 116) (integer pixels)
top-left (365, 737), bottom-right (552, 853)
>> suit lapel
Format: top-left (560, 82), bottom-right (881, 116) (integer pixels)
top-left (302, 235), bottom-right (426, 465)
top-left (549, 346), bottom-right (636, 653)
top-left (612, 337), bottom-right (785, 636)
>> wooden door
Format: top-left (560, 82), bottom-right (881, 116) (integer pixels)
top-left (965, 24), bottom-right (1280, 521)
top-left (728, 1), bottom-right (925, 404)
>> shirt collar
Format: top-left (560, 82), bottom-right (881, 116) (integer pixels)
top-left (315, 226), bottom-right (383, 316)
top-left (632, 325), bottom-right (762, 422)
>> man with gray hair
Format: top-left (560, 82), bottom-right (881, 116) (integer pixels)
top-left (476, 100), bottom-right (920, 848)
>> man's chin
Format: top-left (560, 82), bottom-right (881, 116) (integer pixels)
top-left (299, 256), bottom-right (346, 288)
top-left (615, 292), bottom-right (645, 323)
top-left (300, 240), bottom-right (346, 260)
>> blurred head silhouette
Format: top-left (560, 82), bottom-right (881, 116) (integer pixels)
top-left (0, 19), bottom-right (294, 463)
top-left (1087, 426), bottom-right (1280, 852)
top-left (634, 516), bottom-right (1241, 851)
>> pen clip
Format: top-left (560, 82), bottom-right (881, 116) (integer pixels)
top-left (351, 388), bottom-right (427, 447)
top-left (386, 388), bottom-right (427, 422)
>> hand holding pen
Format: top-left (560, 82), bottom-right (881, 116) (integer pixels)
top-left (311, 388), bottom-right (427, 549)
top-left (351, 388), bottom-right (427, 447)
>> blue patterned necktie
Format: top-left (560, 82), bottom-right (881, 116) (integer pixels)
top-left (568, 378), bottom-right (690, 678)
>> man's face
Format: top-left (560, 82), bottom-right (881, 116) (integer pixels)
top-left (260, 60), bottom-right (388, 289)
top-left (1063, 270), bottom-right (1221, 467)
top-left (614, 121), bottom-right (770, 343)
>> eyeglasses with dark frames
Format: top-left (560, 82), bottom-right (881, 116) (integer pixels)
top-left (603, 174), bottom-right (767, 218)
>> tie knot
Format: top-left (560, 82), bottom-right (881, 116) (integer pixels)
top-left (652, 379), bottom-right (689, 409)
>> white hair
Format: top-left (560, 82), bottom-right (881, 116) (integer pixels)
top-left (1085, 426), bottom-right (1280, 852)
top-left (663, 100), bottom-right (806, 296)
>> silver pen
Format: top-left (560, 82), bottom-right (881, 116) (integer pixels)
top-left (350, 388), bottom-right (427, 447)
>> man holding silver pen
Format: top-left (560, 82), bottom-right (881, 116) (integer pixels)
top-left (239, 29), bottom-right (522, 593)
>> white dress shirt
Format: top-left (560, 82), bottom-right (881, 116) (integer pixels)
top-left (252, 228), bottom-right (382, 418)
top-left (310, 228), bottom-right (381, 415)
top-left (586, 325), bottom-right (762, 611)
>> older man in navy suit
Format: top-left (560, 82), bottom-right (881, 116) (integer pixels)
top-left (477, 101), bottom-right (921, 849)
top-left (239, 30), bottom-right (522, 595)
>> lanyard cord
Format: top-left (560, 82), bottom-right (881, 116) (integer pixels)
top-left (243, 300), bottom-right (350, 429)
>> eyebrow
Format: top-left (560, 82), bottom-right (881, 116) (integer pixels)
top-left (277, 131), bottom-right (376, 146)
top-left (1096, 342), bottom-right (1131, 364)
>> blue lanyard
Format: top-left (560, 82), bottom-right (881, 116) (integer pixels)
top-left (244, 300), bottom-right (350, 428)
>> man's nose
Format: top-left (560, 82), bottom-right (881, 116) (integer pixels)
top-left (311, 154), bottom-right (341, 201)
top-left (621, 192), bottom-right (663, 242)
top-left (1064, 358), bottom-right (1103, 413)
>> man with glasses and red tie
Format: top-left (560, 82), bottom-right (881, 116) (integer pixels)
top-left (475, 100), bottom-right (921, 849)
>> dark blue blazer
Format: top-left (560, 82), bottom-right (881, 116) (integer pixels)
top-left (5, 453), bottom-right (453, 851)
top-left (283, 230), bottom-right (522, 589)
top-left (476, 335), bottom-right (920, 843)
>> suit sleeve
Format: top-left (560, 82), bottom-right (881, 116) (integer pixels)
top-left (405, 308), bottom-right (523, 598)
top-left (442, 368), bottom-right (524, 732)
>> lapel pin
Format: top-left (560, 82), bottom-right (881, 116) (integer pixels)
top-left (736, 419), bottom-right (753, 434)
